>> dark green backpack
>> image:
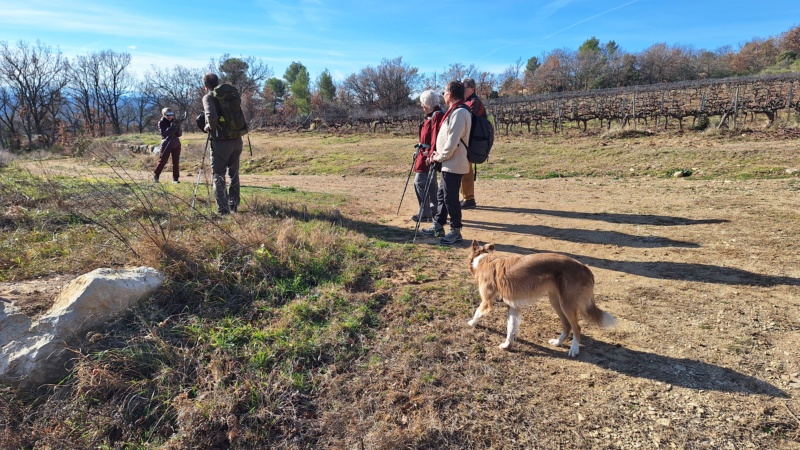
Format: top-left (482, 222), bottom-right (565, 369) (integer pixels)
top-left (211, 83), bottom-right (248, 139)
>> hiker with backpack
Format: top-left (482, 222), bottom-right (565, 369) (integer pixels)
top-left (202, 72), bottom-right (246, 215)
top-left (421, 80), bottom-right (471, 245)
top-left (459, 77), bottom-right (487, 210)
top-left (411, 89), bottom-right (445, 223)
top-left (153, 107), bottom-right (182, 183)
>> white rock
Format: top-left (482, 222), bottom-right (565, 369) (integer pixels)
top-left (0, 267), bottom-right (164, 389)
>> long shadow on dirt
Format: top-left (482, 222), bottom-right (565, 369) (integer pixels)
top-left (490, 243), bottom-right (800, 286)
top-left (476, 206), bottom-right (730, 226)
top-left (482, 330), bottom-right (787, 398)
top-left (463, 220), bottom-right (699, 248)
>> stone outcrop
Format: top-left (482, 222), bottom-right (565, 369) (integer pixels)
top-left (0, 267), bottom-right (164, 390)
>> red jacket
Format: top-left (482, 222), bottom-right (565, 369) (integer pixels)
top-left (466, 93), bottom-right (486, 118)
top-left (413, 107), bottom-right (445, 172)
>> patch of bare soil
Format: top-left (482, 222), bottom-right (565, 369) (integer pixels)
top-left (260, 174), bottom-right (800, 449)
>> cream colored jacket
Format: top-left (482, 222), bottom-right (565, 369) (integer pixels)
top-left (433, 106), bottom-right (471, 175)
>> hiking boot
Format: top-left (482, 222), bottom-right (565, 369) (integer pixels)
top-left (411, 214), bottom-right (433, 222)
top-left (460, 199), bottom-right (476, 209)
top-left (153, 174), bottom-right (159, 183)
top-left (439, 227), bottom-right (463, 245)
top-left (421, 222), bottom-right (444, 237)
top-left (172, 180), bottom-right (180, 184)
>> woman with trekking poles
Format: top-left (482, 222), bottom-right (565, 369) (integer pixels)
top-left (153, 107), bottom-right (182, 183)
top-left (411, 89), bottom-right (445, 223)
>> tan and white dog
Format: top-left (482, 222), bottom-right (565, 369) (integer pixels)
top-left (467, 241), bottom-right (616, 357)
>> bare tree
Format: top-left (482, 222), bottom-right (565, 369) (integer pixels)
top-left (439, 63), bottom-right (479, 85)
top-left (146, 65), bottom-right (204, 120)
top-left (68, 53), bottom-right (102, 136)
top-left (696, 46), bottom-right (735, 79)
top-left (732, 38), bottom-right (780, 75)
top-left (497, 57), bottom-right (528, 96)
top-left (343, 67), bottom-right (377, 109)
top-left (638, 43), bottom-right (699, 84)
top-left (0, 86), bottom-right (20, 149)
top-left (0, 40), bottom-right (69, 148)
top-left (123, 80), bottom-right (159, 133)
top-left (342, 57), bottom-right (420, 112)
top-left (373, 57), bottom-right (420, 111)
top-left (95, 50), bottom-right (133, 135)
top-left (528, 49), bottom-right (576, 94)
top-left (476, 71), bottom-right (497, 99)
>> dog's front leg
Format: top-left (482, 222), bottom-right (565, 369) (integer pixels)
top-left (468, 301), bottom-right (487, 327)
top-left (499, 306), bottom-right (520, 349)
top-left (468, 286), bottom-right (494, 327)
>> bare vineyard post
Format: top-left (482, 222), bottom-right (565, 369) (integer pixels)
top-left (787, 86), bottom-right (793, 125)
top-left (556, 100), bottom-right (562, 133)
top-left (632, 92), bottom-right (637, 130)
top-left (733, 86), bottom-right (740, 130)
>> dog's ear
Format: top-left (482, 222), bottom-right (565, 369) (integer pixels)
top-left (471, 240), bottom-right (479, 250)
top-left (486, 243), bottom-right (495, 252)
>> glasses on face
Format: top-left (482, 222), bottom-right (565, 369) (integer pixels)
top-left (166, 113), bottom-right (174, 117)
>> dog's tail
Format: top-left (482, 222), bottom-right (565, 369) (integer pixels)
top-left (585, 300), bottom-right (617, 328)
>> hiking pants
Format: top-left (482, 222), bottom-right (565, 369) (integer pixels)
top-left (154, 144), bottom-right (181, 181)
top-left (210, 138), bottom-right (243, 213)
top-left (434, 171), bottom-right (464, 229)
top-left (460, 163), bottom-right (475, 201)
top-left (414, 170), bottom-right (438, 218)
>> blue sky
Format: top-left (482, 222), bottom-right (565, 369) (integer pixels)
top-left (1, 0), bottom-right (798, 83)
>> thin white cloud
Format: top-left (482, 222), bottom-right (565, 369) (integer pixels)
top-left (1, 2), bottom-right (187, 41)
top-left (542, 0), bottom-right (640, 40)
top-left (538, 0), bottom-right (577, 20)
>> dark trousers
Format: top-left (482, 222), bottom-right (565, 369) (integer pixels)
top-left (154, 144), bottom-right (181, 181)
top-left (434, 171), bottom-right (463, 229)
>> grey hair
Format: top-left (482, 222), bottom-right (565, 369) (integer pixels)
top-left (462, 77), bottom-right (476, 89)
top-left (419, 89), bottom-right (443, 110)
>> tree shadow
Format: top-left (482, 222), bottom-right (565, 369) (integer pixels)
top-left (478, 327), bottom-right (787, 398)
top-left (477, 206), bottom-right (730, 226)
top-left (490, 243), bottom-right (800, 286)
top-left (463, 220), bottom-right (700, 248)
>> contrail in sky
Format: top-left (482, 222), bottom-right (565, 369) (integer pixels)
top-left (481, 0), bottom-right (639, 59)
top-left (543, 0), bottom-right (640, 39)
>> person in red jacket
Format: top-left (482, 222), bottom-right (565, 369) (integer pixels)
top-left (153, 108), bottom-right (182, 183)
top-left (411, 90), bottom-right (445, 222)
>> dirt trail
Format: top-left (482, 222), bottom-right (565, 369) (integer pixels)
top-left (266, 172), bottom-right (800, 447)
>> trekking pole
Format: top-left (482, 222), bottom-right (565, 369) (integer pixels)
top-left (192, 134), bottom-right (210, 208)
top-left (246, 133), bottom-right (253, 158)
top-left (396, 149), bottom-right (417, 215)
top-left (412, 167), bottom-right (437, 243)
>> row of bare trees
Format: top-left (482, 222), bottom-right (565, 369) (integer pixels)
top-left (506, 26), bottom-right (800, 97)
top-left (1, 24), bottom-right (799, 149)
top-left (0, 40), bottom-right (274, 150)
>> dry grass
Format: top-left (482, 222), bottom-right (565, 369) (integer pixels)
top-left (2, 125), bottom-right (800, 448)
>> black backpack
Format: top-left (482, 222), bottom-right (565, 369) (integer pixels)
top-left (457, 104), bottom-right (494, 164)
top-left (211, 83), bottom-right (248, 139)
